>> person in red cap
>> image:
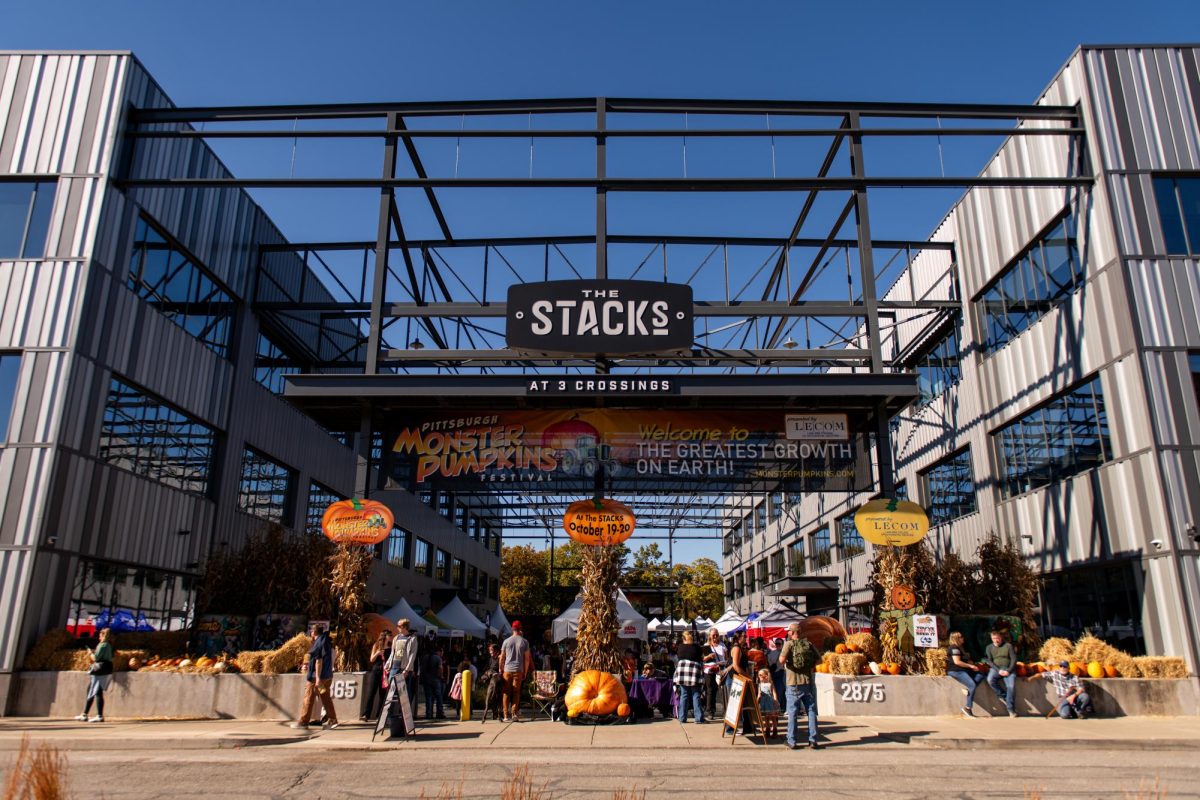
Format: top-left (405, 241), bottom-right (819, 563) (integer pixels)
top-left (500, 621), bottom-right (533, 722)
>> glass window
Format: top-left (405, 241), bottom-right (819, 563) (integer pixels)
top-left (305, 482), bottom-right (344, 536)
top-left (787, 538), bottom-right (806, 574)
top-left (838, 513), bottom-right (865, 560)
top-left (414, 538), bottom-right (432, 576)
top-left (754, 502), bottom-right (767, 534)
top-left (771, 491), bottom-right (784, 519)
top-left (385, 526), bottom-right (410, 569)
top-left (913, 317), bottom-right (962, 403)
top-left (237, 448), bottom-right (295, 524)
top-left (436, 549), bottom-right (450, 583)
top-left (69, 558), bottom-right (195, 636)
top-left (811, 527), bottom-right (831, 570)
top-left (0, 180), bottom-right (56, 258)
top-left (492, 529), bottom-right (501, 555)
top-left (923, 448), bottom-right (977, 526)
top-left (725, 578), bottom-right (735, 601)
top-left (978, 213), bottom-right (1080, 352)
top-left (757, 559), bottom-right (769, 588)
top-left (744, 567), bottom-right (755, 595)
top-left (455, 503), bottom-right (469, 531)
top-left (0, 353), bottom-right (20, 440)
top-left (452, 557), bottom-right (465, 588)
top-left (255, 333), bottom-right (301, 395)
top-left (1153, 176), bottom-right (1200, 255)
top-left (128, 217), bottom-right (235, 358)
top-left (734, 572), bottom-right (744, 597)
top-left (894, 481), bottom-right (909, 501)
top-left (994, 375), bottom-right (1111, 498)
top-left (98, 376), bottom-right (216, 495)
top-left (467, 564), bottom-right (478, 593)
top-left (489, 576), bottom-right (499, 601)
top-left (769, 550), bottom-right (785, 581)
top-left (471, 516), bottom-right (482, 542)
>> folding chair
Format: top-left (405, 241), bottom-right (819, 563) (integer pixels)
top-left (529, 670), bottom-right (562, 720)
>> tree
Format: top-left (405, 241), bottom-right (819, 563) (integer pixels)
top-left (622, 542), bottom-right (671, 588)
top-left (500, 544), bottom-right (551, 615)
top-left (672, 558), bottom-right (724, 622)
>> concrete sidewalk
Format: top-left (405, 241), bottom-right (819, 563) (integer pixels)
top-left (1, 713), bottom-right (1197, 752)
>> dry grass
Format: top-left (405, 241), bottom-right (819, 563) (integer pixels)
top-left (572, 545), bottom-right (623, 677)
top-left (21, 631), bottom-right (73, 671)
top-left (260, 634), bottom-right (312, 675)
top-left (845, 632), bottom-right (882, 662)
top-left (924, 648), bottom-right (949, 677)
top-left (500, 765), bottom-right (551, 800)
top-left (1133, 656), bottom-right (1187, 679)
top-left (612, 790), bottom-right (646, 800)
top-left (2, 736), bottom-right (69, 800)
top-left (1023, 787), bottom-right (1044, 800)
top-left (1123, 776), bottom-right (1167, 799)
top-left (233, 650), bottom-right (269, 674)
top-left (418, 776), bottom-right (465, 800)
top-left (1038, 637), bottom-right (1075, 665)
top-left (1073, 635), bottom-right (1138, 677)
top-left (830, 653), bottom-right (867, 675)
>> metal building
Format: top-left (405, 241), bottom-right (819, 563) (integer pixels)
top-left (726, 45), bottom-right (1200, 673)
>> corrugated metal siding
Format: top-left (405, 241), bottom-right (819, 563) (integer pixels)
top-left (0, 550), bottom-right (33, 669)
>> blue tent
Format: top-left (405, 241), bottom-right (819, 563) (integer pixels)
top-left (730, 612), bottom-right (760, 634)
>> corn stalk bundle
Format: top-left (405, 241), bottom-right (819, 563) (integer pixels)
top-left (879, 617), bottom-right (900, 665)
top-left (975, 533), bottom-right (1041, 657)
top-left (572, 545), bottom-right (623, 677)
top-left (327, 544), bottom-right (373, 671)
top-left (931, 551), bottom-right (975, 616)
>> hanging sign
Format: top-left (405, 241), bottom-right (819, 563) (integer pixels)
top-left (563, 498), bottom-right (636, 546)
top-left (854, 498), bottom-right (929, 547)
top-left (321, 498), bottom-right (394, 546)
top-left (506, 279), bottom-right (693, 355)
top-left (913, 614), bottom-right (938, 649)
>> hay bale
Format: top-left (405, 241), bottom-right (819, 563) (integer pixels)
top-left (234, 650), bottom-right (269, 674)
top-left (1038, 637), bottom-right (1075, 664)
top-left (1133, 656), bottom-right (1188, 679)
top-left (113, 649), bottom-right (149, 672)
top-left (23, 630), bottom-right (75, 670)
top-left (44, 650), bottom-right (91, 671)
top-left (830, 653), bottom-right (867, 675)
top-left (925, 648), bottom-right (949, 677)
top-left (260, 633), bottom-right (312, 675)
top-left (845, 632), bottom-right (882, 663)
top-left (1072, 635), bottom-right (1138, 678)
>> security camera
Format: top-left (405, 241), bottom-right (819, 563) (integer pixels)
top-left (1151, 539), bottom-right (1164, 550)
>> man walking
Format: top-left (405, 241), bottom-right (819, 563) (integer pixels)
top-left (779, 621), bottom-right (820, 749)
top-left (292, 624), bottom-right (339, 730)
top-left (500, 620), bottom-right (533, 722)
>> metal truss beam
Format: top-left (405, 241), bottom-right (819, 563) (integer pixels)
top-left (258, 234), bottom-right (957, 252)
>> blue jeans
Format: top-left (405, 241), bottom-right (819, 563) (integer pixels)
top-left (422, 680), bottom-right (444, 717)
top-left (785, 685), bottom-right (818, 746)
top-left (987, 669), bottom-right (1016, 712)
top-left (1058, 691), bottom-right (1091, 718)
top-left (678, 684), bottom-right (704, 723)
top-left (948, 670), bottom-right (984, 710)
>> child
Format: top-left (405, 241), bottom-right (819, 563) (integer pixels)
top-left (756, 668), bottom-right (780, 737)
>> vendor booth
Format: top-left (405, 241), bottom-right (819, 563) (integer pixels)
top-left (552, 589), bottom-right (648, 642)
top-left (434, 597), bottom-right (488, 639)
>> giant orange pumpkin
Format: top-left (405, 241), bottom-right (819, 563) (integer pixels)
top-left (564, 670), bottom-right (628, 717)
top-left (563, 498), bottom-right (635, 546)
top-left (322, 498), bottom-right (394, 545)
top-left (798, 616), bottom-right (848, 651)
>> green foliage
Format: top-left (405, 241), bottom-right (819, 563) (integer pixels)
top-left (671, 558), bottom-right (724, 621)
top-left (624, 543), bottom-right (671, 588)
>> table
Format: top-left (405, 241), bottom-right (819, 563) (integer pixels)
top-left (628, 677), bottom-right (678, 718)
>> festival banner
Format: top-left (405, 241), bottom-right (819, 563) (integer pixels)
top-left (386, 409), bottom-right (871, 494)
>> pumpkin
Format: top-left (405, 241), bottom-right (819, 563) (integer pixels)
top-left (1103, 665), bottom-right (1118, 678)
top-left (834, 644), bottom-right (848, 654)
top-left (798, 617), bottom-right (847, 651)
top-left (179, 659), bottom-right (193, 669)
top-left (1087, 661), bottom-right (1104, 679)
top-left (1015, 663), bottom-right (1027, 678)
top-left (1069, 662), bottom-right (1085, 677)
top-left (860, 664), bottom-right (872, 675)
top-left (321, 498), bottom-right (394, 546)
top-left (616, 703), bottom-right (631, 718)
top-left (127, 658), bottom-right (141, 671)
top-left (564, 670), bottom-right (628, 717)
top-left (885, 662), bottom-right (901, 675)
top-left (212, 661), bottom-right (227, 673)
top-left (815, 663), bottom-right (830, 674)
top-left (868, 661), bottom-right (882, 675)
top-left (889, 584), bottom-right (917, 611)
top-left (563, 498), bottom-right (635, 546)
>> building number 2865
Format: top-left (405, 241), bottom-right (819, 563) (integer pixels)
top-left (332, 680), bottom-right (357, 699)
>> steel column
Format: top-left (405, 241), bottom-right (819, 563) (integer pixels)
top-left (365, 112), bottom-right (399, 374)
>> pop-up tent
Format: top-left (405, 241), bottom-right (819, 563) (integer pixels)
top-left (380, 597), bottom-right (433, 635)
top-left (730, 611), bottom-right (761, 634)
top-left (422, 609), bottom-right (451, 632)
top-left (435, 597), bottom-right (488, 638)
top-left (552, 588), bottom-right (648, 642)
top-left (488, 605), bottom-right (513, 637)
top-left (747, 603), bottom-right (804, 641)
top-left (646, 617), bottom-right (663, 632)
top-left (712, 607), bottom-right (746, 635)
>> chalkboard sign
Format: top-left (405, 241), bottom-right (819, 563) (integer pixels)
top-left (721, 674), bottom-right (766, 745)
top-left (373, 676), bottom-right (416, 741)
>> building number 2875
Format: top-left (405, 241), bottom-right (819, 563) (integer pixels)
top-left (840, 682), bottom-right (885, 702)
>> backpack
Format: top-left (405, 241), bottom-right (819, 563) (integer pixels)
top-left (786, 639), bottom-right (818, 673)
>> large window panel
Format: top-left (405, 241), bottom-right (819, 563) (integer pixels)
top-left (98, 377), bottom-right (215, 495)
top-left (255, 334), bottom-right (301, 395)
top-left (414, 538), bottom-right (432, 576)
top-left (787, 538), bottom-right (806, 574)
top-left (436, 549), bottom-right (450, 583)
top-left (978, 213), bottom-right (1080, 353)
top-left (1153, 176), bottom-right (1200, 255)
top-left (811, 527), bottom-right (831, 570)
top-left (923, 448), bottom-right (977, 526)
top-left (305, 482), bottom-right (344, 536)
top-left (913, 317), bottom-right (962, 404)
top-left (995, 376), bottom-right (1111, 498)
top-left (838, 513), bottom-right (865, 560)
top-left (0, 180), bottom-right (56, 258)
top-left (237, 448), bottom-right (295, 524)
top-left (128, 217), bottom-right (234, 358)
top-left (385, 527), bottom-right (410, 569)
top-left (0, 353), bottom-right (20, 441)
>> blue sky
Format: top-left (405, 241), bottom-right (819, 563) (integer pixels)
top-left (5, 1), bottom-right (1195, 564)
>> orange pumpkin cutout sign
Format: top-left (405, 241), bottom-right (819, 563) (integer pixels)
top-left (322, 498), bottom-right (394, 545)
top-left (889, 584), bottom-right (917, 610)
top-left (563, 498), bottom-right (635, 546)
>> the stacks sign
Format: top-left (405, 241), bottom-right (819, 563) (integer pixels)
top-left (506, 280), bottom-right (693, 355)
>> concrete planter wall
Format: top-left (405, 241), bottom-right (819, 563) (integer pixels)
top-left (12, 671), bottom-right (375, 721)
top-left (813, 673), bottom-right (1200, 717)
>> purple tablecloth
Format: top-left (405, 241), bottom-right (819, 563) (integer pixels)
top-left (629, 677), bottom-right (678, 716)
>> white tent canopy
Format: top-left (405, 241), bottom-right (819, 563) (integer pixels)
top-left (646, 617), bottom-right (663, 632)
top-left (488, 605), bottom-right (513, 637)
top-left (712, 607), bottom-right (746, 635)
top-left (552, 588), bottom-right (648, 642)
top-left (434, 597), bottom-right (488, 638)
top-left (381, 597), bottom-right (433, 635)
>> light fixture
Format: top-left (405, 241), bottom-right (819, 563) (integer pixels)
top-left (782, 337), bottom-right (798, 350)
top-left (409, 338), bottom-right (425, 350)
top-left (176, 529), bottom-right (191, 537)
top-left (45, 536), bottom-right (58, 547)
